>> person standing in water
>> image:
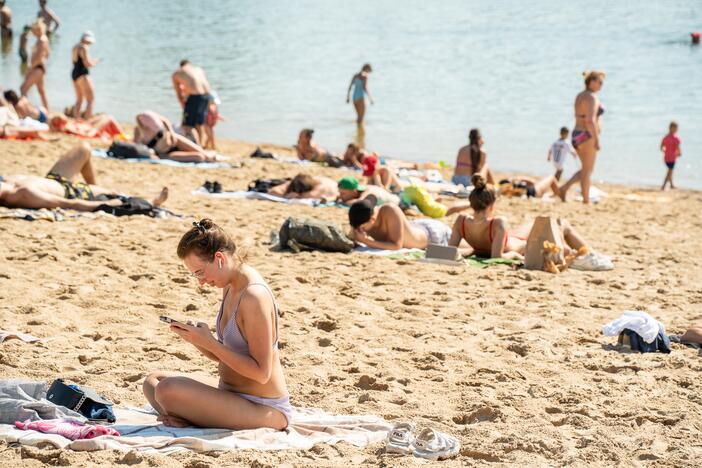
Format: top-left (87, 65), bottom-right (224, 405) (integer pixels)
top-left (71, 31), bottom-right (100, 118)
top-left (0, 1), bottom-right (12, 38)
top-left (36, 0), bottom-right (59, 35)
top-left (559, 71), bottom-right (606, 204)
top-left (20, 19), bottom-right (49, 111)
top-left (172, 59), bottom-right (212, 145)
top-left (18, 25), bottom-right (30, 64)
top-left (346, 63), bottom-right (374, 126)
top-left (660, 121), bottom-right (682, 190)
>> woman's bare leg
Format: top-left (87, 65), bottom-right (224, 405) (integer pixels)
top-left (73, 79), bottom-right (84, 118)
top-left (82, 76), bottom-right (95, 119)
top-left (353, 99), bottom-right (365, 125)
top-left (36, 73), bottom-right (49, 111)
top-left (560, 140), bottom-right (596, 203)
top-left (558, 218), bottom-right (588, 251)
top-left (534, 175), bottom-right (559, 197)
top-left (143, 372), bottom-right (287, 430)
top-left (47, 142), bottom-right (97, 184)
top-left (20, 67), bottom-right (41, 96)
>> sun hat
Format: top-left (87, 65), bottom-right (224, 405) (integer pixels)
top-left (81, 31), bottom-right (96, 44)
top-left (338, 176), bottom-right (365, 192)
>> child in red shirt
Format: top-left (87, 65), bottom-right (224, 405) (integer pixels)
top-left (660, 121), bottom-right (681, 190)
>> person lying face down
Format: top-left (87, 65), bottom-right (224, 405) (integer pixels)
top-left (348, 195), bottom-right (452, 250)
top-left (0, 142), bottom-right (168, 212)
top-left (267, 173), bottom-right (339, 201)
top-left (448, 174), bottom-right (592, 261)
top-left (336, 176), bottom-right (399, 205)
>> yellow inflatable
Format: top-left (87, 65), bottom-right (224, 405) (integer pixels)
top-left (401, 185), bottom-right (447, 218)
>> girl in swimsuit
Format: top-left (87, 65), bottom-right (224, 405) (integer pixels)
top-left (71, 31), bottom-right (100, 119)
top-left (143, 219), bottom-right (291, 430)
top-left (346, 64), bottom-right (373, 126)
top-left (449, 174), bottom-right (591, 260)
top-left (20, 19), bottom-right (50, 111)
top-left (559, 71), bottom-right (605, 204)
top-left (452, 128), bottom-right (495, 187)
top-left (134, 111), bottom-right (217, 162)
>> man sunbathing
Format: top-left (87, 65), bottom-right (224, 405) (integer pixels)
top-left (268, 173), bottom-right (339, 201)
top-left (0, 142), bottom-right (168, 211)
top-left (337, 176), bottom-right (399, 205)
top-left (348, 195), bottom-right (452, 250)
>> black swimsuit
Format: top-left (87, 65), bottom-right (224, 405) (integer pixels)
top-left (72, 55), bottom-right (89, 81)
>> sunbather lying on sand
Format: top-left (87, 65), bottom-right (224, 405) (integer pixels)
top-left (143, 219), bottom-right (291, 430)
top-left (449, 174), bottom-right (607, 269)
top-left (337, 176), bottom-right (399, 205)
top-left (134, 111), bottom-right (217, 163)
top-left (0, 142), bottom-right (168, 211)
top-left (348, 195), bottom-right (452, 250)
top-left (268, 173), bottom-right (339, 201)
top-left (498, 175), bottom-right (560, 198)
top-left (49, 113), bottom-right (125, 140)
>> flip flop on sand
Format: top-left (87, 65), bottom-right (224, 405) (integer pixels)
top-left (385, 422), bottom-right (416, 455)
top-left (411, 427), bottom-right (460, 461)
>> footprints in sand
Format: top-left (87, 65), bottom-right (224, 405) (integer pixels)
top-left (453, 406), bottom-right (504, 425)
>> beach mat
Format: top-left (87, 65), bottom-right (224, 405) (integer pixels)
top-left (191, 187), bottom-right (337, 207)
top-left (0, 405), bottom-right (390, 454)
top-left (92, 149), bottom-right (235, 169)
top-left (356, 247), bottom-right (522, 267)
top-left (0, 206), bottom-right (182, 221)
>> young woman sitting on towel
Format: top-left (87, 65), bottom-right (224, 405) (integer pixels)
top-left (143, 219), bottom-right (292, 430)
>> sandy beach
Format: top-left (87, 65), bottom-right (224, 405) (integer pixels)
top-left (1, 135), bottom-right (702, 467)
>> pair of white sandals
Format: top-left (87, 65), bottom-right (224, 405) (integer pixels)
top-left (385, 422), bottom-right (460, 460)
top-left (571, 251), bottom-right (614, 271)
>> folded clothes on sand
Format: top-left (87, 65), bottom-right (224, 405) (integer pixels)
top-left (92, 149), bottom-right (234, 169)
top-left (0, 379), bottom-right (391, 454)
top-left (602, 311), bottom-right (665, 344)
top-left (15, 419), bottom-right (119, 440)
top-left (192, 187), bottom-right (337, 207)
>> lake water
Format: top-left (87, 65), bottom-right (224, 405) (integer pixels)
top-left (2, 0), bottom-right (701, 188)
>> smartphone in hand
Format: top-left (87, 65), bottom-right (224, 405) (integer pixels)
top-left (159, 315), bottom-right (182, 324)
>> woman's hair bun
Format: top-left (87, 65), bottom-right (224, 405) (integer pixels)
top-left (471, 174), bottom-right (487, 190)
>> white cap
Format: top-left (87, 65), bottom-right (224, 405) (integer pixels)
top-left (81, 31), bottom-right (95, 44)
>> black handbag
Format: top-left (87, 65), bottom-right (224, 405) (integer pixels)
top-left (46, 379), bottom-right (116, 422)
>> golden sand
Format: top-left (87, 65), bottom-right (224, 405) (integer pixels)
top-left (1, 135), bottom-right (701, 467)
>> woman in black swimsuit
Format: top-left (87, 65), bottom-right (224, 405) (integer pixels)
top-left (20, 19), bottom-right (50, 111)
top-left (71, 31), bottom-right (100, 119)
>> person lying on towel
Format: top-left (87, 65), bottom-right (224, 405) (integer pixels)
top-left (268, 173), bottom-right (339, 201)
top-left (0, 142), bottom-right (168, 212)
top-left (347, 195), bottom-right (452, 250)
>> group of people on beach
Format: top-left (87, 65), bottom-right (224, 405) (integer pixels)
top-left (0, 2), bottom-right (689, 437)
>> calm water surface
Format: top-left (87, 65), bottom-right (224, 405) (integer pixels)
top-left (1, 0), bottom-right (700, 188)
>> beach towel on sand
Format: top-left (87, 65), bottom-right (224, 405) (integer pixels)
top-left (355, 247), bottom-right (522, 268)
top-left (92, 149), bottom-right (234, 169)
top-left (0, 330), bottom-right (41, 344)
top-left (0, 380), bottom-right (390, 454)
top-left (0, 205), bottom-right (182, 221)
top-left (192, 187), bottom-right (337, 206)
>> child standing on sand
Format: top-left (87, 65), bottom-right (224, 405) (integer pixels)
top-left (547, 127), bottom-right (577, 181)
top-left (661, 121), bottom-right (681, 190)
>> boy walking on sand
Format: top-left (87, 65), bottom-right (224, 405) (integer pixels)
top-left (547, 127), bottom-right (577, 181)
top-left (661, 121), bottom-right (681, 190)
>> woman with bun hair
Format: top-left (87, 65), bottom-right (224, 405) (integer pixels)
top-left (143, 219), bottom-right (291, 429)
top-left (449, 175), bottom-right (608, 268)
top-left (559, 71), bottom-right (606, 204)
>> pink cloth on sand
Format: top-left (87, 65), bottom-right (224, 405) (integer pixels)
top-left (15, 419), bottom-right (120, 440)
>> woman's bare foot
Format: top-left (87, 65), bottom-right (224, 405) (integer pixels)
top-left (151, 187), bottom-right (169, 207)
top-left (157, 414), bottom-right (191, 428)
